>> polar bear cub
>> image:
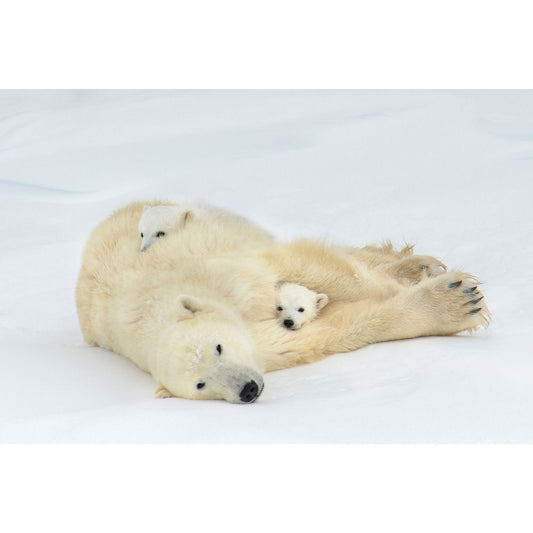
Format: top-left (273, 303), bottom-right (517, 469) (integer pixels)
top-left (276, 282), bottom-right (328, 330)
top-left (138, 202), bottom-right (274, 254)
top-left (138, 204), bottom-right (195, 251)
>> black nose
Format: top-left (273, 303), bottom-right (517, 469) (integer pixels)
top-left (239, 380), bottom-right (260, 403)
top-left (283, 319), bottom-right (294, 329)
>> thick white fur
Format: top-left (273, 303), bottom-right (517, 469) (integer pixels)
top-left (138, 201), bottom-right (274, 254)
top-left (276, 283), bottom-right (328, 330)
top-left (76, 201), bottom-right (490, 402)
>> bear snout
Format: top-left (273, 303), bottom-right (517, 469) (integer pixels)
top-left (239, 380), bottom-right (262, 403)
top-left (283, 319), bottom-right (295, 329)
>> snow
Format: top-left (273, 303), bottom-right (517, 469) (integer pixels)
top-left (1, 90), bottom-right (532, 443)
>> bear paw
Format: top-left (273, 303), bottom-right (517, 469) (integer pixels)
top-left (421, 272), bottom-right (491, 333)
top-left (384, 255), bottom-right (447, 285)
top-left (154, 385), bottom-right (173, 399)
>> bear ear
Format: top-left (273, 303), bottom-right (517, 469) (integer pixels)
top-left (182, 210), bottom-right (193, 226)
top-left (316, 293), bottom-right (329, 311)
top-left (142, 204), bottom-right (151, 212)
top-left (176, 294), bottom-right (203, 320)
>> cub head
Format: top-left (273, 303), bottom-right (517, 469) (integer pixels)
top-left (154, 294), bottom-right (264, 403)
top-left (275, 283), bottom-right (328, 331)
top-left (138, 205), bottom-right (192, 252)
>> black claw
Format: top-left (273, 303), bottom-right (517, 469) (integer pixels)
top-left (448, 281), bottom-right (462, 289)
top-left (470, 296), bottom-right (484, 305)
top-left (469, 307), bottom-right (482, 315)
top-left (462, 286), bottom-right (477, 293)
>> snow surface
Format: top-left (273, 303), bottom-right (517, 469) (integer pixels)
top-left (1, 90), bottom-right (532, 443)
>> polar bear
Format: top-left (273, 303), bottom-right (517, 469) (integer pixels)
top-left (139, 204), bottom-right (192, 251)
top-left (276, 283), bottom-right (328, 330)
top-left (76, 201), bottom-right (490, 403)
top-left (138, 202), bottom-right (275, 254)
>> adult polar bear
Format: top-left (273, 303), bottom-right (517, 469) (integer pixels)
top-left (76, 201), bottom-right (490, 403)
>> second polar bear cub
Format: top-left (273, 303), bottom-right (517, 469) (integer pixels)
top-left (138, 204), bottom-right (193, 251)
top-left (276, 283), bottom-right (328, 330)
top-left (138, 202), bottom-right (274, 253)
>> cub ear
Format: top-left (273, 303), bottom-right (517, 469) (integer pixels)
top-left (176, 295), bottom-right (204, 320)
top-left (316, 293), bottom-right (329, 311)
top-left (142, 204), bottom-right (151, 212)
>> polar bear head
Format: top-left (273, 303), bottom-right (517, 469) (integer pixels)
top-left (275, 283), bottom-right (328, 330)
top-left (153, 295), bottom-right (264, 403)
top-left (138, 205), bottom-right (192, 252)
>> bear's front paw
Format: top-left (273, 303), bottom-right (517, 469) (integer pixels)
top-left (422, 272), bottom-right (491, 333)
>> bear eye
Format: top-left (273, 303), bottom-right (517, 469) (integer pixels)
top-left (196, 382), bottom-right (205, 390)
top-left (298, 308), bottom-right (305, 312)
top-left (140, 233), bottom-right (144, 238)
top-left (276, 306), bottom-right (283, 312)
top-left (216, 344), bottom-right (222, 355)
top-left (156, 231), bottom-right (165, 238)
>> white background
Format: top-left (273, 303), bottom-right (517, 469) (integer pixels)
top-left (1, 1), bottom-right (533, 531)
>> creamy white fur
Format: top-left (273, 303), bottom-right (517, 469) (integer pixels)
top-left (76, 201), bottom-right (490, 403)
top-left (138, 202), bottom-right (274, 254)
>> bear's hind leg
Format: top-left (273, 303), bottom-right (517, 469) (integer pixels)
top-left (379, 255), bottom-right (447, 285)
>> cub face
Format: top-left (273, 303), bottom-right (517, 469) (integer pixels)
top-left (275, 283), bottom-right (328, 330)
top-left (138, 205), bottom-right (193, 252)
top-left (154, 295), bottom-right (264, 403)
